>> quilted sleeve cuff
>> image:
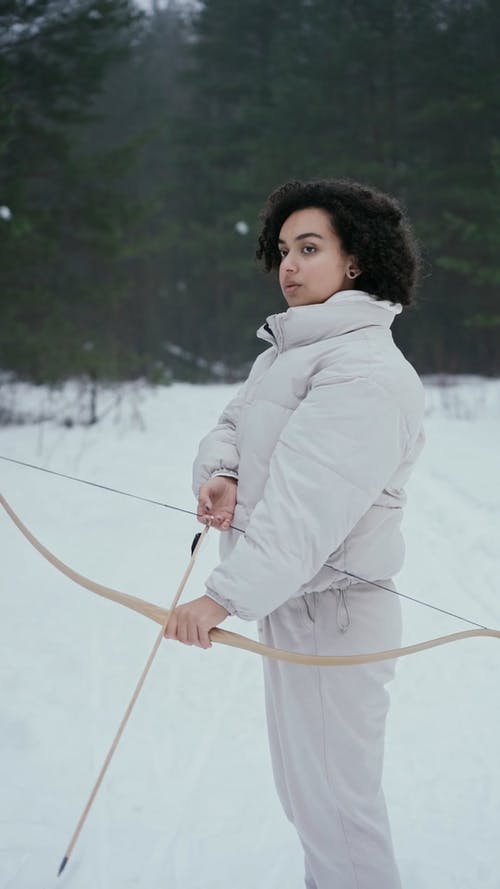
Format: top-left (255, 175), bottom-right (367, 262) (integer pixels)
top-left (205, 587), bottom-right (237, 616)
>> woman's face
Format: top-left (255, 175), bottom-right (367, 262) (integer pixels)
top-left (278, 207), bottom-right (359, 307)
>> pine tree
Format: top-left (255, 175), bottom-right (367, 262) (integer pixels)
top-left (0, 0), bottom-right (146, 381)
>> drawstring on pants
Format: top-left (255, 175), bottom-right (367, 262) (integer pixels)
top-left (303, 589), bottom-right (352, 632)
top-left (304, 596), bottom-right (315, 622)
top-left (336, 589), bottom-right (351, 633)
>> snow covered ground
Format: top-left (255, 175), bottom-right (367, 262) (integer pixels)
top-left (0, 377), bottom-right (499, 889)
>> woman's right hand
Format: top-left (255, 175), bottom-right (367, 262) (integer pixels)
top-left (197, 476), bottom-right (237, 530)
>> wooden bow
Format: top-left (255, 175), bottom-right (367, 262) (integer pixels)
top-left (2, 493), bottom-right (499, 666)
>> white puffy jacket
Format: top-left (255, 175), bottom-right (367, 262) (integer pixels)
top-left (192, 290), bottom-right (425, 621)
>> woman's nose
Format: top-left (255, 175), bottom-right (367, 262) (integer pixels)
top-left (284, 253), bottom-right (298, 272)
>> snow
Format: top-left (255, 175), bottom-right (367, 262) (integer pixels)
top-left (235, 221), bottom-right (249, 236)
top-left (0, 377), bottom-right (499, 889)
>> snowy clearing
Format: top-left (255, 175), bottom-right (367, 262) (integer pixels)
top-left (0, 377), bottom-right (499, 889)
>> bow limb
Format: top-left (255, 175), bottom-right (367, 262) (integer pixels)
top-left (210, 626), bottom-right (500, 665)
top-left (2, 493), bottom-right (499, 666)
top-left (0, 492), bottom-right (168, 625)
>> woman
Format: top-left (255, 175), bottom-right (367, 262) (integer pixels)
top-left (165, 178), bottom-right (425, 889)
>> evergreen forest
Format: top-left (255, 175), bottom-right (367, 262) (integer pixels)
top-left (1, 0), bottom-right (499, 384)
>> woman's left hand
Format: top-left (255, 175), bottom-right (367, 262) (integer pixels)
top-left (165, 595), bottom-right (230, 649)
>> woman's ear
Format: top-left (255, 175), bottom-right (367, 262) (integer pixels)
top-left (346, 256), bottom-right (361, 280)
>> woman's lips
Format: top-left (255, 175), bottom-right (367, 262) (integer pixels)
top-left (284, 282), bottom-right (301, 292)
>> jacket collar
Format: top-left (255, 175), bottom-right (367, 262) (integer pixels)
top-left (257, 290), bottom-right (402, 352)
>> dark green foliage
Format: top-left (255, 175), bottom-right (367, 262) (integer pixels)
top-left (0, 0), bottom-right (146, 381)
top-left (1, 0), bottom-right (499, 383)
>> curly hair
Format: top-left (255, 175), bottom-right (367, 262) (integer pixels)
top-left (256, 178), bottom-right (421, 306)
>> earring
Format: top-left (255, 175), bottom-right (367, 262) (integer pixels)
top-left (347, 269), bottom-right (358, 279)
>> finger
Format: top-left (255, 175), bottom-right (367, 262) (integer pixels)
top-left (198, 625), bottom-right (212, 650)
top-left (197, 512), bottom-right (212, 526)
top-left (197, 500), bottom-right (210, 517)
top-left (188, 619), bottom-right (200, 646)
top-left (178, 613), bottom-right (193, 645)
top-left (197, 510), bottom-right (213, 527)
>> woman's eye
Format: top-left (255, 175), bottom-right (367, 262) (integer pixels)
top-left (278, 245), bottom-right (315, 259)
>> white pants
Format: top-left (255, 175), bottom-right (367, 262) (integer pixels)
top-left (258, 581), bottom-right (403, 889)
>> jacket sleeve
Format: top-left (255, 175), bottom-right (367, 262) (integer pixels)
top-left (192, 388), bottom-right (244, 497)
top-left (204, 371), bottom-right (409, 620)
top-left (192, 349), bottom-right (272, 497)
